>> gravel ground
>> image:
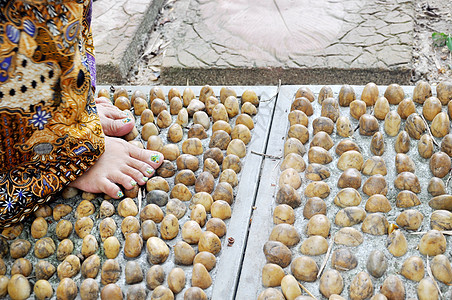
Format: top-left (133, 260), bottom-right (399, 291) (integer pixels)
top-left (412, 0), bottom-right (452, 84)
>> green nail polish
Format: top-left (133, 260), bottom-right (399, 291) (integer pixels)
top-left (117, 191), bottom-right (124, 198)
top-left (146, 167), bottom-right (154, 175)
top-left (150, 154), bottom-right (160, 164)
top-left (130, 180), bottom-right (137, 187)
top-left (143, 176), bottom-right (149, 182)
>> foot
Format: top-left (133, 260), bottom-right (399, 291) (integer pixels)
top-left (68, 136), bottom-right (164, 198)
top-left (95, 97), bottom-right (135, 137)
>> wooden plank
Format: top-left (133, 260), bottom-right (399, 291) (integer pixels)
top-left (207, 87), bottom-right (277, 300)
top-left (235, 85), bottom-right (293, 299)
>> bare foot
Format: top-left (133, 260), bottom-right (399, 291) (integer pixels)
top-left (95, 97), bottom-right (135, 137)
top-left (69, 136), bottom-right (164, 198)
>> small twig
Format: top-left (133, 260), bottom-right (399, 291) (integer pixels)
top-left (261, 79), bottom-right (281, 103)
top-left (420, 114), bottom-right (439, 147)
top-left (427, 255), bottom-right (443, 298)
top-left (138, 187), bottom-right (143, 213)
top-left (334, 265), bottom-right (351, 271)
top-left (297, 281), bottom-right (318, 300)
top-left (354, 125), bottom-right (360, 132)
top-left (317, 234), bottom-right (335, 279)
top-left (141, 36), bottom-right (160, 59)
top-left (251, 150), bottom-right (282, 160)
top-left (424, 10), bottom-right (440, 18)
top-left (446, 170), bottom-right (452, 190)
top-left (272, 159), bottom-right (282, 173)
top-left (409, 230), bottom-right (452, 235)
top-left (423, 23), bottom-right (436, 31)
top-left (433, 55), bottom-right (442, 70)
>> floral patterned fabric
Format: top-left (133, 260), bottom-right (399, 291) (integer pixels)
top-left (0, 0), bottom-right (104, 226)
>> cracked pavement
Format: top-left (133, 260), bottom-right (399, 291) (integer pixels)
top-left (93, 0), bottom-right (415, 85)
top-left (160, 0), bottom-right (414, 85)
top-left (92, 0), bottom-right (165, 84)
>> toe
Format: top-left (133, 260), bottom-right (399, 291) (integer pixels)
top-left (95, 97), bottom-right (112, 104)
top-left (97, 103), bottom-right (135, 136)
top-left (99, 178), bottom-right (124, 199)
top-left (126, 158), bottom-right (156, 178)
top-left (103, 117), bottom-right (135, 137)
top-left (129, 147), bottom-right (164, 169)
top-left (123, 165), bottom-right (149, 186)
top-left (149, 152), bottom-right (164, 168)
top-left (108, 171), bottom-right (137, 191)
top-left (102, 104), bottom-right (129, 119)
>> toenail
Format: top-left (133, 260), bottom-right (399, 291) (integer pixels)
top-left (121, 111), bottom-right (129, 117)
top-left (116, 190), bottom-right (124, 198)
top-left (130, 180), bottom-right (137, 187)
top-left (143, 176), bottom-right (149, 182)
top-left (146, 167), bottom-right (155, 175)
top-left (150, 154), bottom-right (161, 164)
top-left (122, 118), bottom-right (132, 124)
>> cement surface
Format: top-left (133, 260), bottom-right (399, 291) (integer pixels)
top-left (238, 85), bottom-right (452, 299)
top-left (161, 0), bottom-right (414, 85)
top-left (92, 0), bottom-right (415, 85)
top-left (92, 0), bottom-right (165, 84)
top-left (3, 84), bottom-right (451, 299)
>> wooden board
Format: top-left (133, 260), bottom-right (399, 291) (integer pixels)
top-left (235, 85), bottom-right (295, 299)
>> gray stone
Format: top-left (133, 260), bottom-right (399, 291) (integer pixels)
top-left (389, 23), bottom-right (413, 35)
top-left (350, 51), bottom-right (379, 68)
top-left (125, 261), bottom-right (144, 284)
top-left (364, 35), bottom-right (389, 46)
top-left (377, 46), bottom-right (412, 68)
top-left (146, 190), bottom-right (169, 206)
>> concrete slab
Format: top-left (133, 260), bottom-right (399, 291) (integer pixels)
top-left (237, 85), bottom-right (452, 299)
top-left (3, 83), bottom-right (452, 299)
top-left (92, 0), bottom-right (165, 84)
top-left (97, 85), bottom-right (279, 300)
top-left (0, 85), bottom-right (277, 300)
top-left (160, 0), bottom-right (415, 85)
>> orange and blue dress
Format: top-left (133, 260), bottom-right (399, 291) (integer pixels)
top-left (0, 0), bottom-right (104, 226)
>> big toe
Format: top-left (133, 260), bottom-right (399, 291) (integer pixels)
top-left (149, 151), bottom-right (164, 169)
top-left (103, 118), bottom-right (135, 137)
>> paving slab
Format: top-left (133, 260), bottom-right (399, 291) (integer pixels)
top-left (92, 0), bottom-right (165, 84)
top-left (160, 0), bottom-right (415, 85)
top-left (237, 85), bottom-right (452, 299)
top-left (92, 0), bottom-right (415, 86)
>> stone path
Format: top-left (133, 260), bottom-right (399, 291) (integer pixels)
top-left (92, 0), bottom-right (414, 85)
